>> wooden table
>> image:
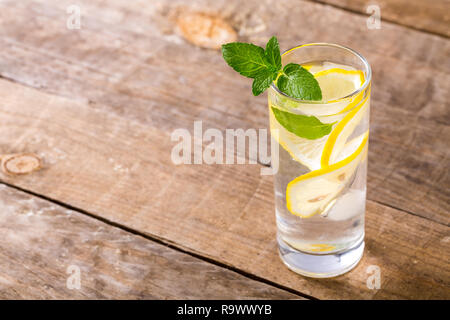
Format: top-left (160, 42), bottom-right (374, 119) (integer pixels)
top-left (0, 0), bottom-right (449, 300)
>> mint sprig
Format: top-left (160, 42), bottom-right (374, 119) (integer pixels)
top-left (222, 36), bottom-right (329, 140)
top-left (221, 36), bottom-right (321, 100)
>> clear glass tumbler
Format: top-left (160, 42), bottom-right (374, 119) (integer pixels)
top-left (268, 43), bottom-right (371, 278)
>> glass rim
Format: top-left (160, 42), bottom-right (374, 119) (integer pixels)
top-left (270, 43), bottom-right (372, 104)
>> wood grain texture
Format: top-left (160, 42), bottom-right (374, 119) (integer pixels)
top-left (0, 79), bottom-right (448, 299)
top-left (0, 184), bottom-right (301, 299)
top-left (311, 0), bottom-right (450, 37)
top-left (0, 0), bottom-right (448, 223)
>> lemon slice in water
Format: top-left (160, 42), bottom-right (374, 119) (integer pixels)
top-left (314, 68), bottom-right (364, 102)
top-left (321, 91), bottom-right (370, 166)
top-left (277, 67), bottom-right (365, 117)
top-left (302, 62), bottom-right (356, 74)
top-left (286, 132), bottom-right (368, 218)
top-left (269, 106), bottom-right (329, 170)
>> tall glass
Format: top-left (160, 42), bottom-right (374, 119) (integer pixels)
top-left (269, 43), bottom-right (371, 277)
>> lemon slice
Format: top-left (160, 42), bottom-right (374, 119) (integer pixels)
top-left (269, 106), bottom-right (327, 170)
top-left (321, 91), bottom-right (370, 166)
top-left (281, 241), bottom-right (337, 253)
top-left (286, 132), bottom-right (368, 218)
top-left (279, 67), bottom-right (365, 117)
top-left (315, 68), bottom-right (364, 102)
top-left (309, 243), bottom-right (337, 252)
top-left (302, 62), bottom-right (356, 74)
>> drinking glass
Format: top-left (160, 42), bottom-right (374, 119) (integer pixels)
top-left (268, 43), bottom-right (371, 277)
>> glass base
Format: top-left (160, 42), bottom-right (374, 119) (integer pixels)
top-left (278, 236), bottom-right (364, 278)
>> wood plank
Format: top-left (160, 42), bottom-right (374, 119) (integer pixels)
top-left (0, 0), bottom-right (448, 222)
top-left (0, 183), bottom-right (300, 299)
top-left (0, 79), bottom-right (448, 299)
top-left (312, 0), bottom-right (450, 38)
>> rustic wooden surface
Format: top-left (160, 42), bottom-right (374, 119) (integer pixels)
top-left (0, 0), bottom-right (449, 300)
top-left (0, 184), bottom-right (300, 299)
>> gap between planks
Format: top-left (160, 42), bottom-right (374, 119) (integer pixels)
top-left (368, 198), bottom-right (449, 227)
top-left (0, 180), bottom-right (317, 300)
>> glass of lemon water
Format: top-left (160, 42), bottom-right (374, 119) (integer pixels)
top-left (269, 43), bottom-right (371, 277)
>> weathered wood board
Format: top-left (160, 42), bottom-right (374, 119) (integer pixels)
top-left (0, 184), bottom-right (301, 299)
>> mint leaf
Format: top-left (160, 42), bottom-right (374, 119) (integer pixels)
top-left (222, 42), bottom-right (277, 78)
top-left (277, 63), bottom-right (322, 100)
top-left (271, 107), bottom-right (333, 139)
top-left (252, 70), bottom-right (278, 96)
top-left (265, 36), bottom-right (282, 71)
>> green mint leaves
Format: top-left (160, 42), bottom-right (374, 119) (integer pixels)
top-left (277, 63), bottom-right (322, 101)
top-left (264, 36), bottom-right (282, 71)
top-left (251, 37), bottom-right (282, 95)
top-left (221, 42), bottom-right (276, 78)
top-left (221, 36), bottom-right (321, 100)
top-left (252, 70), bottom-right (278, 96)
top-left (222, 36), bottom-right (329, 140)
top-left (221, 37), bottom-right (280, 96)
top-left (271, 107), bottom-right (334, 140)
